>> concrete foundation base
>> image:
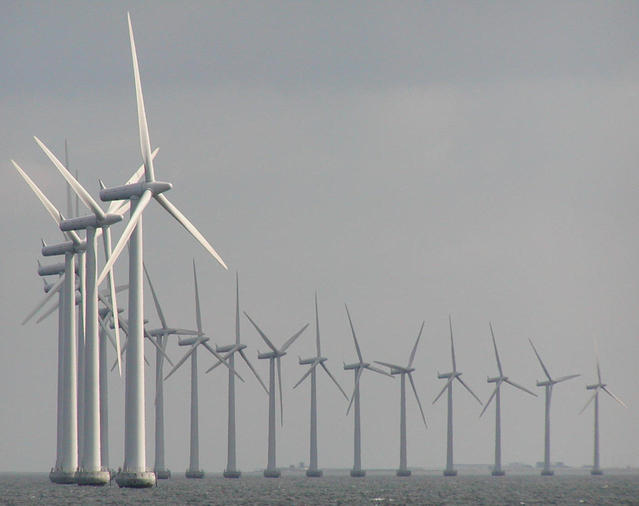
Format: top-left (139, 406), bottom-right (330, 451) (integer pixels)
top-left (541, 469), bottom-right (554, 476)
top-left (115, 470), bottom-right (157, 488)
top-left (155, 469), bottom-right (171, 480)
top-left (591, 469), bottom-right (603, 476)
top-left (306, 469), bottom-right (323, 477)
top-left (350, 469), bottom-right (366, 477)
top-left (77, 469), bottom-right (110, 486)
top-left (185, 469), bottom-right (205, 479)
top-left (492, 470), bottom-right (506, 477)
top-left (396, 469), bottom-right (411, 477)
top-left (49, 469), bottom-right (77, 484)
top-left (223, 470), bottom-right (242, 478)
top-left (443, 469), bottom-right (458, 477)
top-left (263, 469), bottom-right (281, 478)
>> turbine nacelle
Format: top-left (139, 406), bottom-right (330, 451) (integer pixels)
top-left (299, 356), bottom-right (326, 365)
top-left (258, 350), bottom-right (285, 360)
top-left (344, 361), bottom-right (367, 370)
top-left (147, 328), bottom-right (198, 337)
top-left (216, 343), bottom-right (246, 354)
top-left (587, 383), bottom-right (604, 390)
top-left (179, 336), bottom-right (209, 347)
top-left (38, 262), bottom-right (68, 276)
top-left (437, 371), bottom-right (459, 380)
top-left (41, 241), bottom-right (86, 257)
top-left (60, 213), bottom-right (122, 231)
top-left (99, 181), bottom-right (172, 202)
top-left (536, 379), bottom-right (554, 387)
top-left (487, 375), bottom-right (504, 383)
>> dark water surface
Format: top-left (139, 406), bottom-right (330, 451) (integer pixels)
top-left (1, 472), bottom-right (638, 505)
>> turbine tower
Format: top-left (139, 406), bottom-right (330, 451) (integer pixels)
top-left (244, 313), bottom-right (308, 478)
top-left (374, 321), bottom-right (428, 477)
top-left (343, 304), bottom-right (393, 478)
top-left (293, 293), bottom-right (348, 477)
top-left (479, 323), bottom-right (536, 476)
top-left (11, 161), bottom-right (85, 484)
top-left (96, 14), bottom-right (228, 488)
top-left (529, 339), bottom-right (579, 476)
top-left (579, 350), bottom-right (626, 475)
top-left (432, 316), bottom-right (482, 477)
top-left (163, 261), bottom-right (243, 479)
top-left (204, 273), bottom-right (267, 479)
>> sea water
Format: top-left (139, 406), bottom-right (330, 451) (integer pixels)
top-left (1, 472), bottom-right (638, 505)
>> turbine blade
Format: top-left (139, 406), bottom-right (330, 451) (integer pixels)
top-left (127, 12), bottom-right (155, 183)
top-left (346, 367), bottom-right (363, 415)
top-left (154, 193), bottom-right (227, 270)
top-left (97, 189), bottom-right (153, 285)
top-left (408, 321), bottom-right (425, 368)
top-left (192, 260), bottom-right (203, 335)
top-left (164, 342), bottom-right (197, 381)
top-left (281, 323), bottom-right (309, 353)
top-left (555, 374), bottom-right (580, 384)
top-left (489, 322), bottom-right (503, 376)
top-left (529, 338), bottom-right (552, 382)
top-left (35, 301), bottom-right (59, 323)
top-left (408, 373), bottom-right (428, 428)
top-left (23, 275), bottom-right (64, 325)
top-left (243, 312), bottom-right (277, 352)
top-left (143, 263), bottom-right (168, 329)
top-left (202, 341), bottom-right (244, 383)
top-left (235, 272), bottom-right (240, 344)
top-left (204, 351), bottom-right (229, 374)
top-left (374, 360), bottom-right (403, 371)
top-left (146, 333), bottom-right (174, 367)
top-left (345, 304), bottom-right (363, 362)
top-left (103, 227), bottom-right (122, 376)
top-left (239, 348), bottom-right (268, 394)
top-left (433, 375), bottom-right (455, 404)
top-left (602, 386), bottom-right (627, 408)
top-left (479, 383), bottom-right (500, 418)
top-left (504, 378), bottom-right (537, 397)
top-left (34, 136), bottom-right (105, 218)
top-left (320, 361), bottom-right (349, 400)
top-left (457, 376), bottom-right (483, 405)
top-left (293, 362), bottom-right (317, 389)
top-left (579, 391), bottom-right (597, 415)
top-left (277, 356), bottom-right (284, 425)
top-left (314, 291), bottom-right (321, 357)
top-left (171, 329), bottom-right (199, 336)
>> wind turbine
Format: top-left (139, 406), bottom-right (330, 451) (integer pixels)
top-left (374, 321), bottom-right (428, 477)
top-left (244, 312), bottom-right (308, 477)
top-left (479, 323), bottom-right (536, 476)
top-left (293, 293), bottom-right (348, 477)
top-left (33, 137), bottom-right (148, 485)
top-left (95, 14), bottom-right (228, 488)
top-left (163, 261), bottom-right (243, 479)
top-left (11, 161), bottom-right (85, 484)
top-left (343, 304), bottom-right (393, 478)
top-left (580, 348), bottom-right (626, 475)
top-left (143, 263), bottom-right (200, 479)
top-left (204, 272), bottom-right (267, 479)
top-left (432, 316), bottom-right (483, 477)
top-left (529, 338), bottom-right (579, 476)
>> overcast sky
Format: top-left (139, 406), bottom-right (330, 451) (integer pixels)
top-left (2, 1), bottom-right (639, 473)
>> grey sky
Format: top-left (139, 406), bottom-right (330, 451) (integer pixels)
top-left (1, 1), bottom-right (639, 473)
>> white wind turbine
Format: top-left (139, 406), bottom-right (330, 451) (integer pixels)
top-left (432, 316), bottom-right (483, 477)
top-left (204, 272), bottom-right (268, 479)
top-left (580, 347), bottom-right (626, 475)
top-left (529, 338), bottom-right (579, 476)
top-left (374, 321), bottom-right (428, 477)
top-left (479, 323), bottom-right (536, 476)
top-left (143, 263), bottom-right (196, 480)
top-left (244, 313), bottom-right (308, 477)
top-left (293, 293), bottom-right (348, 478)
top-left (343, 304), bottom-right (393, 478)
top-left (95, 14), bottom-right (228, 488)
top-left (33, 137), bottom-right (150, 485)
top-left (11, 161), bottom-right (86, 484)
top-left (163, 261), bottom-right (243, 479)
